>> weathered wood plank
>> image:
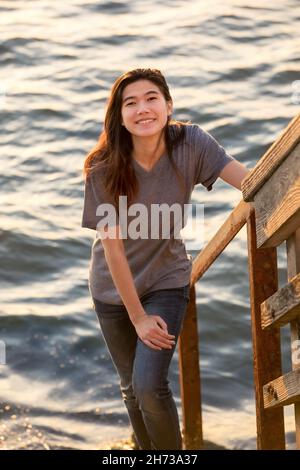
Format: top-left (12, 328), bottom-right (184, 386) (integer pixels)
top-left (190, 200), bottom-right (253, 286)
top-left (178, 284), bottom-right (203, 450)
top-left (263, 369), bottom-right (300, 408)
top-left (286, 229), bottom-right (300, 448)
top-left (242, 113), bottom-right (300, 202)
top-left (247, 211), bottom-right (285, 449)
top-left (253, 143), bottom-right (300, 248)
top-left (261, 273), bottom-right (300, 330)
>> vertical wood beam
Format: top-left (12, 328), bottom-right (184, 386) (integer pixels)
top-left (247, 211), bottom-right (285, 449)
top-left (178, 284), bottom-right (203, 449)
top-left (286, 228), bottom-right (300, 448)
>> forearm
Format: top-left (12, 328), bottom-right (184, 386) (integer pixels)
top-left (219, 160), bottom-right (251, 191)
top-left (104, 249), bottom-right (146, 325)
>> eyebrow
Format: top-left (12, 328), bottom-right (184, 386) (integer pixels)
top-left (122, 90), bottom-right (159, 103)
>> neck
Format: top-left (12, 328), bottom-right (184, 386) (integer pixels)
top-left (131, 131), bottom-right (166, 165)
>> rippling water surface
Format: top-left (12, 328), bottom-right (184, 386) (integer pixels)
top-left (0, 0), bottom-right (299, 449)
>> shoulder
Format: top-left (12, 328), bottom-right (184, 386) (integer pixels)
top-left (86, 162), bottom-right (108, 184)
top-left (84, 164), bottom-right (110, 198)
top-left (169, 122), bottom-right (207, 149)
top-left (184, 123), bottom-right (207, 142)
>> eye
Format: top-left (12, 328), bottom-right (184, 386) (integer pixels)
top-left (126, 102), bottom-right (135, 106)
top-left (148, 97), bottom-right (157, 101)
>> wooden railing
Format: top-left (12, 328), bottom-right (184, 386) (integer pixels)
top-left (178, 113), bottom-right (300, 450)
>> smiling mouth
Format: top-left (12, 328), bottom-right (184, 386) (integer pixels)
top-left (136, 118), bottom-right (156, 124)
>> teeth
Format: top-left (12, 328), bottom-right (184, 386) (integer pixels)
top-left (137, 119), bottom-right (155, 124)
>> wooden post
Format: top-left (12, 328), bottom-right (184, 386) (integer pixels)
top-left (178, 284), bottom-right (203, 449)
top-left (247, 211), bottom-right (285, 449)
top-left (286, 228), bottom-right (300, 448)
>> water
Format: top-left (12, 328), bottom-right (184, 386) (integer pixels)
top-left (0, 0), bottom-right (299, 450)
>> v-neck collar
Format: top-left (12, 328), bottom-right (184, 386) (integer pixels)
top-left (132, 152), bottom-right (167, 177)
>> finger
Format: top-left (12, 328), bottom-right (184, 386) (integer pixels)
top-left (143, 339), bottom-right (161, 351)
top-left (150, 337), bottom-right (174, 349)
top-left (155, 317), bottom-right (168, 332)
top-left (152, 332), bottom-right (175, 346)
top-left (155, 318), bottom-right (175, 338)
top-left (155, 327), bottom-right (176, 340)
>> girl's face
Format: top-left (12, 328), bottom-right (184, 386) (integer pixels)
top-left (121, 79), bottom-right (173, 138)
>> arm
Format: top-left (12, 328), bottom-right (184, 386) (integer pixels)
top-left (219, 159), bottom-right (251, 191)
top-left (100, 225), bottom-right (175, 350)
top-left (102, 225), bottom-right (145, 324)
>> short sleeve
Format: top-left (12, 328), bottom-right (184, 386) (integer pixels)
top-left (81, 169), bottom-right (119, 231)
top-left (191, 125), bottom-right (234, 191)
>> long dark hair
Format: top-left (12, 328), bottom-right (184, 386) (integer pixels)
top-left (83, 68), bottom-right (190, 208)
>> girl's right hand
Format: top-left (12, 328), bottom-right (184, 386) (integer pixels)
top-left (134, 314), bottom-right (176, 350)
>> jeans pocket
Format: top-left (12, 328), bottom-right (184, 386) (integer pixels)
top-left (147, 284), bottom-right (190, 305)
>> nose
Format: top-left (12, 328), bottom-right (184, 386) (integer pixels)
top-left (136, 100), bottom-right (150, 114)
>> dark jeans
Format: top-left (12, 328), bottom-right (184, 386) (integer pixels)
top-left (92, 283), bottom-right (190, 450)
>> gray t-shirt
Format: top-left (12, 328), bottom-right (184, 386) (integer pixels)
top-left (81, 123), bottom-right (234, 304)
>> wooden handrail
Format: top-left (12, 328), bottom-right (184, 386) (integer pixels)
top-left (242, 113), bottom-right (300, 202)
top-left (190, 199), bottom-right (254, 286)
top-left (179, 113), bottom-right (300, 450)
top-left (179, 199), bottom-right (254, 449)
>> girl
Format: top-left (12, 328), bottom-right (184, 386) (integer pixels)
top-left (82, 68), bottom-right (249, 450)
